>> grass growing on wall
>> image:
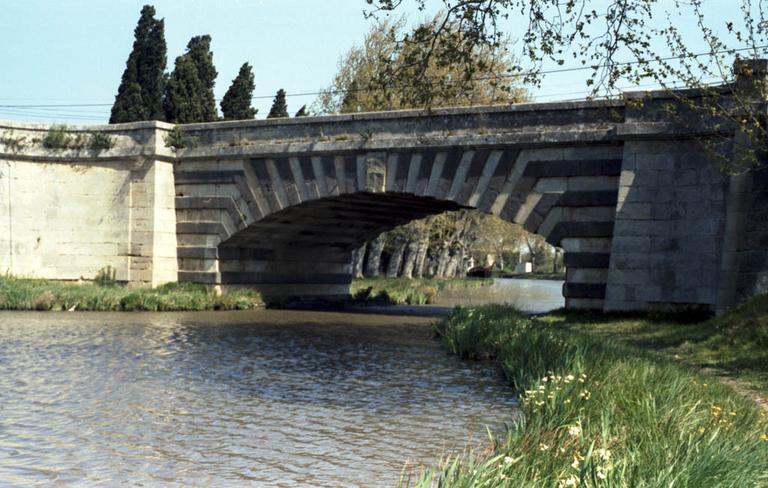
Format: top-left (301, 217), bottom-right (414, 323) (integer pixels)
top-left (351, 277), bottom-right (492, 305)
top-left (0, 277), bottom-right (263, 312)
top-left (404, 303), bottom-right (768, 487)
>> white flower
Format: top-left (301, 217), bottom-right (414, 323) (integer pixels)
top-left (558, 475), bottom-right (579, 487)
top-left (597, 468), bottom-right (607, 480)
top-left (596, 448), bottom-right (611, 461)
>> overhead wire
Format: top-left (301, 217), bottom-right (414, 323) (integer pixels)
top-left (0, 43), bottom-right (764, 122)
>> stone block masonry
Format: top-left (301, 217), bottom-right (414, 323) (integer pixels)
top-left (1, 59), bottom-right (766, 311)
top-left (0, 121), bottom-right (177, 287)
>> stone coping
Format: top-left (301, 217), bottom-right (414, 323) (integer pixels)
top-left (0, 98), bottom-right (627, 133)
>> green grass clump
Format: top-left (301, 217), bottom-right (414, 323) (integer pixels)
top-left (0, 276), bottom-right (262, 312)
top-left (351, 277), bottom-right (491, 305)
top-left (407, 304), bottom-right (768, 487)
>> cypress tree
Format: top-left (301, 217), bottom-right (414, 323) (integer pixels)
top-left (110, 58), bottom-right (147, 122)
top-left (220, 63), bottom-right (257, 120)
top-left (163, 55), bottom-right (205, 123)
top-left (294, 105), bottom-right (308, 117)
top-left (110, 5), bottom-right (167, 123)
top-left (163, 35), bottom-right (219, 123)
top-left (185, 35), bottom-right (218, 121)
top-left (138, 13), bottom-right (167, 120)
top-left (267, 89), bottom-right (289, 118)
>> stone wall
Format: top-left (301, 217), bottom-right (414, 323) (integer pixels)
top-left (604, 138), bottom-right (730, 311)
top-left (719, 168), bottom-right (768, 309)
top-left (0, 121), bottom-right (177, 287)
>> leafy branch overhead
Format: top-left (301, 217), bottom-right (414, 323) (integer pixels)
top-left (365, 0), bottom-right (768, 172)
top-left (365, 1), bottom-right (766, 93)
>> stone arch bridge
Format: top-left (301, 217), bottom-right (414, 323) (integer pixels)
top-left (1, 60), bottom-right (766, 312)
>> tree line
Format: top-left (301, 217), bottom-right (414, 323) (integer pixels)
top-left (109, 5), bottom-right (307, 124)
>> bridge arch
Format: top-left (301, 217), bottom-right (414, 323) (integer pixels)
top-left (175, 143), bottom-right (623, 309)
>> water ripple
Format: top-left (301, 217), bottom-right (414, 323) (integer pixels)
top-left (0, 310), bottom-right (517, 487)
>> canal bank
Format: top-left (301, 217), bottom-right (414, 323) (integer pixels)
top-left (407, 301), bottom-right (768, 487)
top-left (0, 275), bottom-right (504, 312)
top-left (0, 276), bottom-right (264, 311)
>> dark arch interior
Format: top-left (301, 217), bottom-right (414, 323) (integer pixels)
top-left (222, 193), bottom-right (468, 253)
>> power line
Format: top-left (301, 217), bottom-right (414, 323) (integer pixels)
top-left (1, 43), bottom-right (764, 112)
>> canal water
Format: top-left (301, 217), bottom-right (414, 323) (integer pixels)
top-left (0, 279), bottom-right (562, 487)
top-left (435, 278), bottom-right (564, 312)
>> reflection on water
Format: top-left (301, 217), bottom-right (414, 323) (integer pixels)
top-left (435, 278), bottom-right (565, 312)
top-left (0, 310), bottom-right (517, 487)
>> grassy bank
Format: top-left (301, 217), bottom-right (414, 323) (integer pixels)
top-left (351, 277), bottom-right (492, 305)
top-left (548, 295), bottom-right (768, 400)
top-left (0, 277), bottom-right (263, 311)
top-left (405, 303), bottom-right (768, 487)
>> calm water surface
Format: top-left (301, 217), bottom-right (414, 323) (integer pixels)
top-left (0, 279), bottom-right (562, 487)
top-left (435, 278), bottom-right (564, 312)
top-left (0, 310), bottom-right (516, 487)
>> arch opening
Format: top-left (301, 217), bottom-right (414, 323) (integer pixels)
top-left (175, 144), bottom-right (624, 309)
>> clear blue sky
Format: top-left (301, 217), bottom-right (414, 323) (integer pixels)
top-left (0, 0), bottom-right (759, 124)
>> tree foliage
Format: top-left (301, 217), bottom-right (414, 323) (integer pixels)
top-left (220, 62), bottom-right (257, 120)
top-left (163, 55), bottom-right (206, 123)
top-left (110, 5), bottom-right (167, 123)
top-left (365, 0), bottom-right (768, 172)
top-left (316, 16), bottom-right (528, 113)
top-left (164, 35), bottom-right (219, 123)
top-left (267, 89), bottom-right (289, 118)
top-left (365, 1), bottom-right (766, 92)
top-left (184, 35), bottom-right (218, 121)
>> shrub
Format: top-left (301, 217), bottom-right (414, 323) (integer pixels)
top-left (89, 132), bottom-right (114, 150)
top-left (42, 125), bottom-right (72, 149)
top-left (163, 126), bottom-right (197, 149)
